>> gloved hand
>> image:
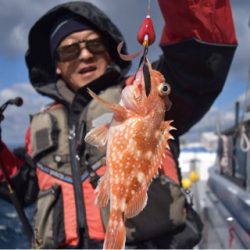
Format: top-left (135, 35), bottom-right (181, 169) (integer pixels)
top-left (158, 0), bottom-right (237, 45)
top-left (0, 141), bottom-right (24, 181)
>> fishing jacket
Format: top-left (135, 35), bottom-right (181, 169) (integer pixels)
top-left (0, 0), bottom-right (237, 248)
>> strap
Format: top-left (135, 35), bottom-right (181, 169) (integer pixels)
top-left (85, 163), bottom-right (100, 189)
top-left (84, 155), bottom-right (106, 189)
top-left (36, 161), bottom-right (103, 184)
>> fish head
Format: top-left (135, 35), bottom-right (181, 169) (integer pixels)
top-left (121, 62), bottom-right (172, 115)
top-left (147, 68), bottom-right (172, 112)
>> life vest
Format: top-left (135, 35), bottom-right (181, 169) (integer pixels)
top-left (29, 84), bottom-right (179, 248)
top-left (29, 85), bottom-right (122, 248)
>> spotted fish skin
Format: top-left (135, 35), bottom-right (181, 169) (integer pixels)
top-left (85, 67), bottom-right (174, 249)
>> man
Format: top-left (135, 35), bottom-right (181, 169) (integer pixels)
top-left (0, 0), bottom-right (237, 249)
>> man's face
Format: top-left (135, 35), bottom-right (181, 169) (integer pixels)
top-left (56, 30), bottom-right (111, 91)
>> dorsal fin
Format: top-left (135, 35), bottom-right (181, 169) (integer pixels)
top-left (87, 88), bottom-right (132, 121)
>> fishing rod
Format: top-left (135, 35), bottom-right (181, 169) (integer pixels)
top-left (0, 97), bottom-right (23, 121)
top-left (0, 97), bottom-right (34, 242)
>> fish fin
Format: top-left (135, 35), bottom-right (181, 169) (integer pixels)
top-left (147, 120), bottom-right (176, 181)
top-left (84, 124), bottom-right (109, 149)
top-left (125, 188), bottom-right (148, 218)
top-left (161, 120), bottom-right (176, 143)
top-left (160, 120), bottom-right (176, 133)
top-left (87, 88), bottom-right (130, 121)
top-left (95, 170), bottom-right (110, 207)
top-left (103, 210), bottom-right (126, 250)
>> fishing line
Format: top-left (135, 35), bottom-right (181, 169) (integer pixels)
top-left (147, 0), bottom-right (151, 16)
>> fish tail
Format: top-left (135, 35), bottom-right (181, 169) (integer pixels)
top-left (103, 209), bottom-right (126, 250)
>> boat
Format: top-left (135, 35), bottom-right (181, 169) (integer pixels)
top-left (196, 102), bottom-right (250, 249)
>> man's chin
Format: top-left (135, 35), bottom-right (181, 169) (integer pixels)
top-left (78, 72), bottom-right (104, 86)
top-left (77, 75), bottom-right (96, 87)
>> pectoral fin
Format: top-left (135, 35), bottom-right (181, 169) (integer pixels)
top-left (125, 187), bottom-right (148, 218)
top-left (84, 124), bottom-right (109, 150)
top-left (95, 169), bottom-right (110, 207)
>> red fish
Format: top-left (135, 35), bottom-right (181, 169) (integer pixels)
top-left (85, 65), bottom-right (175, 249)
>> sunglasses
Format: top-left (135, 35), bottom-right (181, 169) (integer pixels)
top-left (56, 39), bottom-right (106, 62)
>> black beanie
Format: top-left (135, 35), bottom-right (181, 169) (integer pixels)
top-left (50, 15), bottom-right (93, 60)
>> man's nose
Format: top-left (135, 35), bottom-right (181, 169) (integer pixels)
top-left (79, 46), bottom-right (94, 60)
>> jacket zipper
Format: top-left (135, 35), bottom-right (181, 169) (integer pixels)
top-left (68, 124), bottom-right (87, 247)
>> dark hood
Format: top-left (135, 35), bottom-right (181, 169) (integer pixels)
top-left (25, 1), bottom-right (131, 100)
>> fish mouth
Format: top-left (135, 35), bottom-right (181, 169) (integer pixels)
top-left (78, 66), bottom-right (97, 74)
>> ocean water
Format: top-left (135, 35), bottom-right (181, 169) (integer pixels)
top-left (0, 144), bottom-right (35, 249)
top-left (0, 198), bottom-right (35, 249)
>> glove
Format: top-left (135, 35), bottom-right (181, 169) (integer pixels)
top-left (0, 141), bottom-right (24, 181)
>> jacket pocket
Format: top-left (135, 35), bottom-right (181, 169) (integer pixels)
top-left (30, 112), bottom-right (59, 160)
top-left (33, 184), bottom-right (65, 249)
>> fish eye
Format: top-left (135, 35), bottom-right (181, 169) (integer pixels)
top-left (158, 82), bottom-right (171, 96)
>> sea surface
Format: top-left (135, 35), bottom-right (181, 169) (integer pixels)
top-left (0, 199), bottom-right (35, 249)
top-left (0, 144), bottom-right (34, 249)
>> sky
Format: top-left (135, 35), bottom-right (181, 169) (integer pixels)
top-left (0, 0), bottom-right (250, 146)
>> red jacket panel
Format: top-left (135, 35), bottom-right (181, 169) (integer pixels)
top-left (0, 141), bottom-right (24, 181)
top-left (158, 0), bottom-right (237, 45)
